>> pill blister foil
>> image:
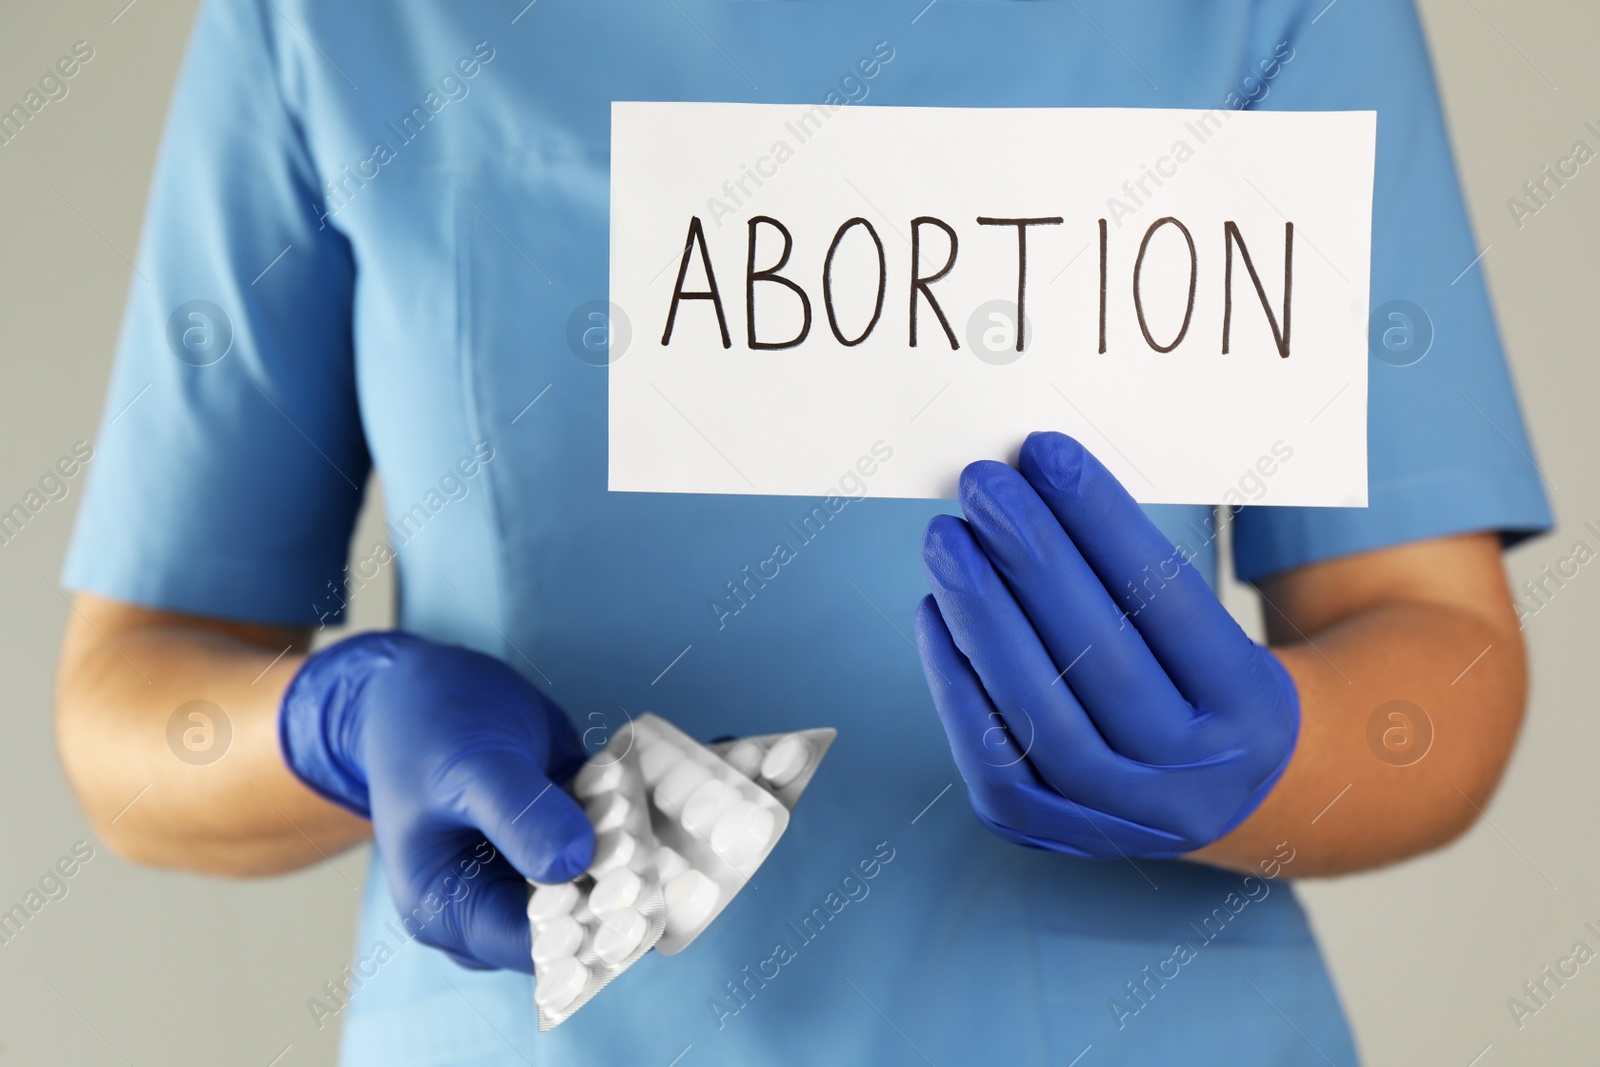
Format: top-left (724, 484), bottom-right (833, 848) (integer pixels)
top-left (531, 723), bottom-right (667, 1030)
top-left (710, 726), bottom-right (837, 811)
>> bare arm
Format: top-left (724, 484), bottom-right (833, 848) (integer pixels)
top-left (1192, 531), bottom-right (1527, 876)
top-left (59, 532), bottom-right (1525, 879)
top-left (54, 593), bottom-right (371, 876)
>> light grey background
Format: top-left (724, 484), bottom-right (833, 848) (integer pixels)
top-left (0, 1), bottom-right (1594, 1063)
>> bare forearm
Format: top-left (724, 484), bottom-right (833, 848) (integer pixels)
top-left (1193, 535), bottom-right (1525, 876)
top-left (54, 595), bottom-right (371, 876)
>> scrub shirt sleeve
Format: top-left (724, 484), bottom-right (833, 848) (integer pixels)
top-left (61, 0), bottom-right (368, 626)
top-left (1231, 0), bottom-right (1553, 582)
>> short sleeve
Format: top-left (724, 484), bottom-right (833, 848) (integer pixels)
top-left (1231, 0), bottom-right (1553, 583)
top-left (62, 0), bottom-right (368, 625)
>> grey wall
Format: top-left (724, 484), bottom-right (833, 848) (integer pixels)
top-left (0, 8), bottom-right (381, 1063)
top-left (0, 1), bottom-right (1593, 1063)
top-left (1281, 4), bottom-right (1600, 1063)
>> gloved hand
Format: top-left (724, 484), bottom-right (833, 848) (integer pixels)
top-left (915, 432), bottom-right (1299, 859)
top-left (279, 632), bottom-right (594, 971)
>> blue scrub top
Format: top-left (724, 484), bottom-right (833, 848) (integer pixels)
top-left (66, 1), bottom-right (1550, 1063)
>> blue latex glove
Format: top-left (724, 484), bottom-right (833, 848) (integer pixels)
top-left (915, 432), bottom-right (1299, 859)
top-left (279, 632), bottom-right (594, 971)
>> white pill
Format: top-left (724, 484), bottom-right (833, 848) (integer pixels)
top-left (654, 846), bottom-right (689, 882)
top-left (722, 740), bottom-right (765, 779)
top-left (585, 791), bottom-right (631, 834)
top-left (664, 869), bottom-right (721, 938)
top-left (639, 742), bottom-right (683, 786)
top-left (587, 829), bottom-right (637, 878)
top-left (710, 800), bottom-right (778, 869)
top-left (535, 955), bottom-right (589, 1014)
top-left (654, 760), bottom-right (711, 814)
top-left (589, 866), bottom-right (642, 915)
top-left (760, 735), bottom-right (812, 788)
top-left (593, 905), bottom-right (648, 966)
top-left (526, 881), bottom-right (580, 927)
top-left (681, 778), bottom-right (738, 838)
top-left (573, 758), bottom-right (624, 799)
top-left (532, 914), bottom-right (584, 966)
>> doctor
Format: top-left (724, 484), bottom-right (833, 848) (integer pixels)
top-left (55, 0), bottom-right (1548, 1063)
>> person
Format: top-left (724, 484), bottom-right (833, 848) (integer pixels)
top-left (54, 0), bottom-right (1550, 1063)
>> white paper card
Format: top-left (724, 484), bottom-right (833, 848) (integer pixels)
top-left (610, 102), bottom-right (1374, 506)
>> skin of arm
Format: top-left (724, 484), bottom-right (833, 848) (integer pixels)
top-left (1190, 530), bottom-right (1527, 876)
top-left (54, 595), bottom-right (370, 876)
top-left (54, 529), bottom-right (1524, 879)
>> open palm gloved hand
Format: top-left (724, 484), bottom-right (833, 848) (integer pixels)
top-left (915, 432), bottom-right (1300, 859)
top-left (280, 633), bottom-right (594, 972)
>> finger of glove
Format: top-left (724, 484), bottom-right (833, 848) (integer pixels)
top-left (958, 459), bottom-right (1201, 763)
top-left (916, 595), bottom-right (1033, 792)
top-left (540, 703), bottom-right (589, 785)
top-left (1018, 431), bottom-right (1262, 718)
top-left (971, 790), bottom-right (1187, 859)
top-left (453, 748), bottom-right (596, 884)
top-left (921, 516), bottom-right (1124, 795)
top-left (446, 950), bottom-right (496, 971)
top-left (393, 848), bottom-right (537, 974)
top-left (917, 596), bottom-right (1188, 851)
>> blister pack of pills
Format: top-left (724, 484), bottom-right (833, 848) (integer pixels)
top-left (632, 714), bottom-right (792, 955)
top-left (710, 727), bottom-right (837, 811)
top-left (529, 713), bottom-right (835, 1026)
top-left (528, 727), bottom-right (667, 1030)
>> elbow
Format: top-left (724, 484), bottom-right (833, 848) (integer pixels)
top-left (1426, 626), bottom-right (1531, 855)
top-left (53, 708), bottom-right (235, 875)
top-left (1431, 729), bottom-right (1525, 853)
top-left (51, 670), bottom-right (168, 871)
top-left (52, 717), bottom-right (158, 869)
top-left (87, 817), bottom-right (166, 870)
